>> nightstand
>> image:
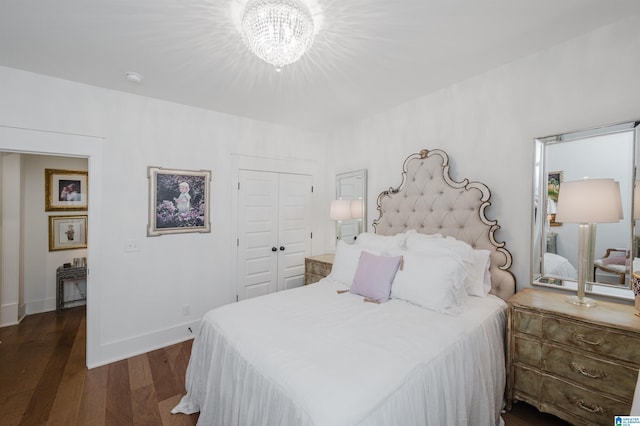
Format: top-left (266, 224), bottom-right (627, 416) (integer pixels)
top-left (506, 288), bottom-right (640, 425)
top-left (304, 254), bottom-right (334, 285)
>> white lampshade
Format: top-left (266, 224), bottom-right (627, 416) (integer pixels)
top-left (350, 199), bottom-right (364, 219)
top-left (330, 199), bottom-right (351, 221)
top-left (634, 181), bottom-right (640, 220)
top-left (555, 178), bottom-right (623, 224)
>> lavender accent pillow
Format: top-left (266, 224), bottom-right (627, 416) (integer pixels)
top-left (350, 251), bottom-right (402, 303)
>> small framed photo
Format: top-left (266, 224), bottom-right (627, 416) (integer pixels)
top-left (547, 170), bottom-right (563, 227)
top-left (147, 166), bottom-right (211, 236)
top-left (45, 169), bottom-right (88, 211)
top-left (49, 215), bottom-right (88, 251)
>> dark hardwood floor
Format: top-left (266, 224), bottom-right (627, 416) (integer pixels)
top-left (0, 307), bottom-right (196, 426)
top-left (0, 307), bottom-right (570, 425)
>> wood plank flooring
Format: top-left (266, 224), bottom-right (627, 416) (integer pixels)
top-left (0, 307), bottom-right (197, 426)
top-left (0, 306), bottom-right (569, 425)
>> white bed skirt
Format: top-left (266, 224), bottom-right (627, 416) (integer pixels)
top-left (173, 279), bottom-right (507, 426)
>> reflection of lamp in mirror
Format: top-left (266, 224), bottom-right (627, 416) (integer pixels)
top-left (330, 199), bottom-right (351, 240)
top-left (556, 178), bottom-right (623, 307)
top-left (350, 199), bottom-right (364, 220)
top-left (546, 197), bottom-right (557, 225)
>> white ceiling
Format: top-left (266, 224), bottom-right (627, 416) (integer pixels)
top-left (1, 0), bottom-right (639, 131)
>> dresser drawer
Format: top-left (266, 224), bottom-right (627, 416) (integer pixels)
top-left (542, 345), bottom-right (636, 402)
top-left (512, 364), bottom-right (541, 401)
top-left (541, 375), bottom-right (630, 426)
top-left (513, 310), bottom-right (543, 337)
top-left (544, 318), bottom-right (640, 364)
top-left (513, 335), bottom-right (542, 368)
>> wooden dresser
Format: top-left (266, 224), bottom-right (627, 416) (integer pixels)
top-left (304, 254), bottom-right (334, 285)
top-left (507, 288), bottom-right (640, 425)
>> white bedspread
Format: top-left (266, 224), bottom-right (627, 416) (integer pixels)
top-left (172, 278), bottom-right (507, 426)
top-left (544, 252), bottom-right (578, 280)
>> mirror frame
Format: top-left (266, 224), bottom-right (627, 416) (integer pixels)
top-left (532, 120), bottom-right (639, 299)
top-left (335, 169), bottom-right (367, 243)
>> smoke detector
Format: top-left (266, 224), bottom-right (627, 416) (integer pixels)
top-left (124, 71), bottom-right (143, 84)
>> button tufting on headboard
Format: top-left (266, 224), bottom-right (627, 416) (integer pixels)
top-left (372, 149), bottom-right (515, 301)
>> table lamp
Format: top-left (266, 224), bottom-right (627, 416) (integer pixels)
top-left (555, 178), bottom-right (623, 307)
top-left (330, 199), bottom-right (352, 241)
top-left (350, 199), bottom-right (364, 220)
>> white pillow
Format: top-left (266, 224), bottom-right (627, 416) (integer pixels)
top-left (355, 232), bottom-right (407, 251)
top-left (404, 229), bottom-right (443, 240)
top-left (466, 249), bottom-right (492, 297)
top-left (329, 240), bottom-right (380, 287)
top-left (390, 250), bottom-right (467, 315)
top-left (405, 232), bottom-right (475, 264)
top-left (405, 231), bottom-right (493, 296)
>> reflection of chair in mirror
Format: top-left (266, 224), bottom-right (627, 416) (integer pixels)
top-left (593, 248), bottom-right (630, 284)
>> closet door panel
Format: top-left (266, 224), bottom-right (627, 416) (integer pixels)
top-left (277, 173), bottom-right (312, 291)
top-left (237, 170), bottom-right (279, 300)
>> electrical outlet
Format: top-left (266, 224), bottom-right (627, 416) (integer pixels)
top-left (125, 239), bottom-right (140, 252)
top-left (182, 304), bottom-right (191, 316)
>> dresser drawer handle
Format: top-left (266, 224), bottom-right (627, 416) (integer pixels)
top-left (570, 362), bottom-right (608, 380)
top-left (573, 333), bottom-right (605, 346)
top-left (569, 396), bottom-right (604, 414)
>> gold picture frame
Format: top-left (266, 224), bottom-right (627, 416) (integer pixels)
top-left (547, 170), bottom-right (562, 227)
top-left (49, 215), bottom-right (88, 251)
top-left (147, 166), bottom-right (212, 236)
top-left (45, 169), bottom-right (88, 211)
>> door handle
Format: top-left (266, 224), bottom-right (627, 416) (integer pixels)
top-left (271, 247), bottom-right (277, 252)
top-left (279, 246), bottom-right (285, 251)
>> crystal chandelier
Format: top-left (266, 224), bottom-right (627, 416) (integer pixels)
top-left (241, 0), bottom-right (315, 71)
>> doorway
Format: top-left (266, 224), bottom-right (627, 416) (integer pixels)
top-left (0, 124), bottom-right (103, 367)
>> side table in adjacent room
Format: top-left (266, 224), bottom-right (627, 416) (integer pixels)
top-left (56, 265), bottom-right (87, 314)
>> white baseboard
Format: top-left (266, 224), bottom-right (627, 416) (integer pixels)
top-left (25, 297), bottom-right (56, 315)
top-left (88, 319), bottom-right (201, 369)
top-left (0, 302), bottom-right (19, 327)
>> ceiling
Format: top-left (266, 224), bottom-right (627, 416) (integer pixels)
top-left (1, 0), bottom-right (640, 131)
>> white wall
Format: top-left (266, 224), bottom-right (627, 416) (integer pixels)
top-left (22, 155), bottom-right (88, 314)
top-left (0, 66), bottom-right (327, 367)
top-left (326, 14), bottom-right (640, 293)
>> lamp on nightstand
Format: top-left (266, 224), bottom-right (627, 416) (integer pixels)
top-left (350, 199), bottom-right (364, 220)
top-left (330, 199), bottom-right (351, 241)
top-left (555, 178), bottom-right (623, 307)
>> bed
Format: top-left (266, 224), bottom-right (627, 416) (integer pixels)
top-left (172, 149), bottom-right (516, 425)
top-left (543, 252), bottom-right (578, 280)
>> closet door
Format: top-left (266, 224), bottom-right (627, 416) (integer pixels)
top-left (237, 170), bottom-right (279, 300)
top-left (277, 173), bottom-right (312, 291)
top-left (237, 170), bottom-right (311, 300)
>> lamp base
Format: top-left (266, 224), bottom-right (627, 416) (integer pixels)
top-left (565, 295), bottom-right (597, 307)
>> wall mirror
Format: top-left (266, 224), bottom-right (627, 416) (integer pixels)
top-left (334, 169), bottom-right (367, 244)
top-left (532, 120), bottom-right (639, 299)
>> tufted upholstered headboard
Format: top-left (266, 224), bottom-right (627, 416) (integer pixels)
top-left (372, 149), bottom-right (515, 301)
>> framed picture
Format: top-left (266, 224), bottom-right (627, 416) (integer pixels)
top-left (45, 169), bottom-right (88, 211)
top-left (147, 166), bottom-right (212, 236)
top-left (49, 215), bottom-right (88, 251)
top-left (547, 170), bottom-right (562, 227)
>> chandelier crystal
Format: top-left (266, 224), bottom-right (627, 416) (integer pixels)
top-left (242, 0), bottom-right (315, 71)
